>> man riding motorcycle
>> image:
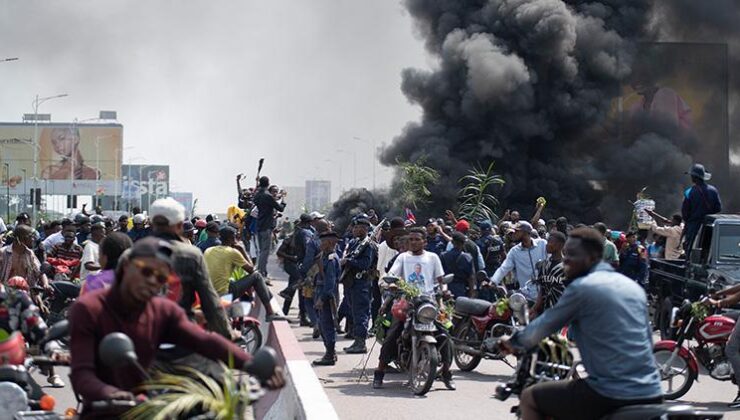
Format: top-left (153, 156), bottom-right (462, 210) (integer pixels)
top-left (499, 228), bottom-right (662, 420)
top-left (373, 227), bottom-right (454, 390)
top-left (707, 283), bottom-right (740, 407)
top-left (69, 238), bottom-right (285, 411)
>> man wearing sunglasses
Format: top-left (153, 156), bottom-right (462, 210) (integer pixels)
top-left (69, 237), bottom-right (285, 404)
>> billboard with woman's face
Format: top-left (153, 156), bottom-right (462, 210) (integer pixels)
top-left (0, 122), bottom-right (123, 195)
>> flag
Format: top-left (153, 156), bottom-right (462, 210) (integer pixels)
top-left (404, 208), bottom-right (416, 225)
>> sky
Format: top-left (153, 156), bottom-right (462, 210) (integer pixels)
top-left (0, 1), bottom-right (428, 213)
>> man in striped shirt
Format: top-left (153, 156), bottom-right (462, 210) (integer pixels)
top-left (533, 231), bottom-right (566, 316)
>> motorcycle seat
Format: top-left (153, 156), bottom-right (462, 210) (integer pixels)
top-left (723, 310), bottom-right (740, 321)
top-left (601, 403), bottom-right (719, 420)
top-left (454, 297), bottom-right (491, 316)
top-left (52, 281), bottom-right (81, 299)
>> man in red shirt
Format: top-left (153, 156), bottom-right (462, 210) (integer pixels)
top-left (69, 237), bottom-right (284, 404)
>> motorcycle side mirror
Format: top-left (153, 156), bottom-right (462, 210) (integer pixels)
top-left (40, 320), bottom-right (69, 346)
top-left (99, 332), bottom-right (139, 368)
top-left (442, 274), bottom-right (455, 285)
top-left (245, 346), bottom-right (278, 382)
top-left (382, 276), bottom-right (400, 284)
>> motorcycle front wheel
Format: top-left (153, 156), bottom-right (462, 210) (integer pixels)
top-left (239, 323), bottom-right (263, 355)
top-left (411, 341), bottom-right (439, 396)
top-left (454, 322), bottom-right (482, 372)
top-left (654, 348), bottom-right (694, 400)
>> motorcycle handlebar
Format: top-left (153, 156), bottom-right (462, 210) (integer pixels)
top-left (90, 399), bottom-right (139, 409)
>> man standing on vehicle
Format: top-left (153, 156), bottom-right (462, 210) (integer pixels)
top-left (491, 221), bottom-right (547, 301)
top-left (499, 228), bottom-right (662, 420)
top-left (253, 176), bottom-right (286, 277)
top-left (682, 163), bottom-right (721, 255)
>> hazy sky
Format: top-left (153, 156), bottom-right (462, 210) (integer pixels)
top-left (0, 1), bottom-right (428, 213)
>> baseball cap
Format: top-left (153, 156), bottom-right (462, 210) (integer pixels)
top-left (514, 221), bottom-right (533, 233)
top-left (150, 198), bottom-right (186, 225)
top-left (195, 219), bottom-right (207, 229)
top-left (182, 221), bottom-right (195, 233)
top-left (128, 237), bottom-right (174, 267)
top-left (309, 211), bottom-right (325, 220)
top-left (455, 220), bottom-right (470, 233)
top-left (133, 214), bottom-right (146, 224)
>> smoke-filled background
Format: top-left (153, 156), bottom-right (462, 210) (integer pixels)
top-left (332, 0), bottom-right (739, 228)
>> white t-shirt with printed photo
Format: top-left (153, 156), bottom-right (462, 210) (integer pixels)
top-left (389, 251), bottom-right (445, 294)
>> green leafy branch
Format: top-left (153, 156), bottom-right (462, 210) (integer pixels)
top-left (396, 156), bottom-right (440, 210)
top-left (457, 162), bottom-right (505, 223)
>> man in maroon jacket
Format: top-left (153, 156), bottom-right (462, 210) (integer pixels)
top-left (69, 237), bottom-right (284, 404)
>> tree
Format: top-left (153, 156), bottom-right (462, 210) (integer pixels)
top-left (457, 162), bottom-right (505, 222)
top-left (396, 157), bottom-right (439, 210)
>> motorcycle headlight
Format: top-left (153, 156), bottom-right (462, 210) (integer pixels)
top-left (509, 293), bottom-right (527, 312)
top-left (416, 303), bottom-right (438, 324)
top-left (0, 382), bottom-right (29, 417)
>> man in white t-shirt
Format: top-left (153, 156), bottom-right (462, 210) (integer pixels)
top-left (388, 228), bottom-right (445, 295)
top-left (375, 227), bottom-right (454, 390)
top-left (80, 223), bottom-right (105, 281)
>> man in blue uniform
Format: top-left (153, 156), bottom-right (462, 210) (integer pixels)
top-left (618, 231), bottom-right (647, 285)
top-left (425, 219), bottom-right (449, 255)
top-left (441, 232), bottom-right (476, 298)
top-left (341, 217), bottom-right (377, 354)
top-left (312, 230), bottom-right (341, 366)
top-left (682, 163), bottom-right (721, 255)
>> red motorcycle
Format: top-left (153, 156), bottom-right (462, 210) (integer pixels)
top-left (654, 297), bottom-right (736, 399)
top-left (451, 292), bottom-right (517, 372)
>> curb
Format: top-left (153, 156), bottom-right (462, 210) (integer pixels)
top-left (252, 297), bottom-right (339, 420)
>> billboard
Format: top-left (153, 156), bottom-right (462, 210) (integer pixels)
top-left (169, 192), bottom-right (194, 217)
top-left (0, 122), bottom-right (123, 195)
top-left (121, 164), bottom-right (170, 212)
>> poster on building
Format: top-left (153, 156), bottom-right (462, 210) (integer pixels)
top-left (169, 192), bottom-right (194, 217)
top-left (121, 164), bottom-right (170, 212)
top-left (0, 123), bottom-right (123, 195)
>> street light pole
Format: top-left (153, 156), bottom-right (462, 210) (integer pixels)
top-left (21, 169), bottom-right (26, 209)
top-left (32, 93), bottom-right (68, 222)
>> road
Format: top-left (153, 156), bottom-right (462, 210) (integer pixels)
top-left (264, 257), bottom-right (740, 420)
top-left (34, 255), bottom-right (740, 419)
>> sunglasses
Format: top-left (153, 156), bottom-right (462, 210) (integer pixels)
top-left (132, 259), bottom-right (170, 284)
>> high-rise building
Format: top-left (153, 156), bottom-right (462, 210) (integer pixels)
top-left (305, 180), bottom-right (331, 212)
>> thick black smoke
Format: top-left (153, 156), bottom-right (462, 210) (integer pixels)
top-left (328, 188), bottom-right (390, 234)
top-left (377, 0), bottom-right (653, 226)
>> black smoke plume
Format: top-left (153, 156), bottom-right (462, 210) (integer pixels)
top-left (366, 0), bottom-right (735, 227)
top-left (328, 188), bottom-right (390, 234)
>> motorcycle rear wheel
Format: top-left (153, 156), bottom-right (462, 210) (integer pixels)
top-left (654, 348), bottom-right (694, 400)
top-left (411, 341), bottom-right (439, 396)
top-left (454, 322), bottom-right (482, 372)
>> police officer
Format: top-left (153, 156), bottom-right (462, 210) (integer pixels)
top-left (341, 217), bottom-right (377, 354)
top-left (312, 230), bottom-right (341, 366)
top-left (618, 231), bottom-right (647, 285)
top-left (425, 219), bottom-right (449, 255)
top-left (441, 232), bottom-right (476, 298)
top-left (294, 214), bottom-right (318, 327)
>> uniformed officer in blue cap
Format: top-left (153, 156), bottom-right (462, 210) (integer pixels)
top-left (340, 216), bottom-right (377, 354)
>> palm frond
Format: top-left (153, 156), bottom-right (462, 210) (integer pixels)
top-left (457, 162), bottom-right (505, 223)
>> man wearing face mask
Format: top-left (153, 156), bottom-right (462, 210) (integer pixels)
top-left (498, 228), bottom-right (661, 420)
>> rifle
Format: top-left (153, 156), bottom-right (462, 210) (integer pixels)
top-left (339, 235), bottom-right (372, 287)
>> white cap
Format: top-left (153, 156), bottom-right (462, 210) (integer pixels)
top-left (150, 197), bottom-right (185, 225)
top-left (132, 214), bottom-right (146, 224)
top-left (309, 211), bottom-right (325, 220)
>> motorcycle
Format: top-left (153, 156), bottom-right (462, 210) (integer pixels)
top-left (451, 286), bottom-right (517, 372)
top-left (0, 320), bottom-right (70, 419)
top-left (221, 293), bottom-right (263, 354)
top-left (37, 281), bottom-right (81, 327)
top-left (654, 296), bottom-right (736, 400)
top-left (377, 275), bottom-right (455, 396)
top-left (81, 332), bottom-right (279, 419)
top-left (493, 299), bottom-right (722, 419)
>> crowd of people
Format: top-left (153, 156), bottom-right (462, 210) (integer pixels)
top-left (0, 161), bottom-right (729, 418)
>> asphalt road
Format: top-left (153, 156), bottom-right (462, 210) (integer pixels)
top-left (264, 257), bottom-right (740, 420)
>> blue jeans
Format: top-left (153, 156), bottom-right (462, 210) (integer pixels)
top-left (257, 230), bottom-right (272, 276)
top-left (350, 278), bottom-right (371, 339)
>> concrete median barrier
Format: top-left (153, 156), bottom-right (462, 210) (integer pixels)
top-left (251, 297), bottom-right (339, 420)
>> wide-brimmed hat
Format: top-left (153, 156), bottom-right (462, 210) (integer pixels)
top-left (686, 163), bottom-right (711, 181)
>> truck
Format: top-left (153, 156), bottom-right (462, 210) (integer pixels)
top-left (648, 214), bottom-right (740, 336)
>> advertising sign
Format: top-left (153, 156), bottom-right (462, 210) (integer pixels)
top-left (0, 122), bottom-right (123, 195)
top-left (121, 164), bottom-right (170, 212)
